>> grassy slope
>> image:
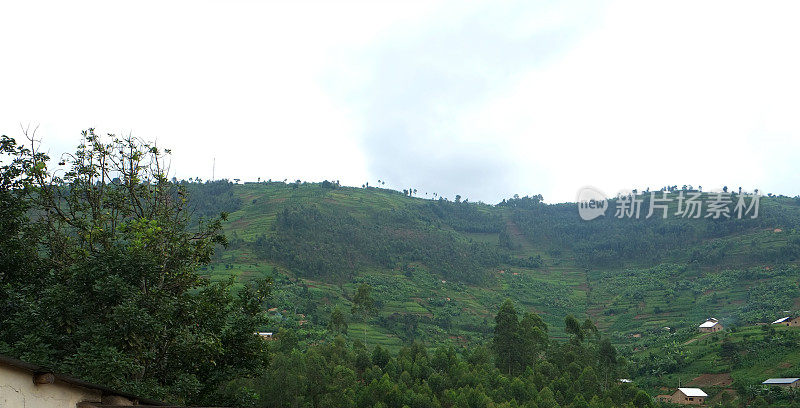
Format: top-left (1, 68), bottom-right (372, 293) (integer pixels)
top-left (632, 324), bottom-right (800, 405)
top-left (203, 182), bottom-right (800, 355)
top-left (204, 183), bottom-right (588, 347)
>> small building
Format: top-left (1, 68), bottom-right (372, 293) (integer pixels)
top-left (762, 378), bottom-right (800, 388)
top-left (256, 331), bottom-right (274, 340)
top-left (0, 353), bottom-right (166, 407)
top-left (772, 317), bottom-right (800, 327)
top-left (663, 388), bottom-right (708, 405)
top-left (699, 318), bottom-right (723, 333)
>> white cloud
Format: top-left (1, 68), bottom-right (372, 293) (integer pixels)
top-left (484, 0), bottom-right (800, 201)
top-left (2, 0), bottom-right (799, 202)
top-left (0, 0), bottom-right (436, 185)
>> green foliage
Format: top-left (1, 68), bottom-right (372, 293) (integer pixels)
top-left (425, 199), bottom-right (503, 233)
top-left (9, 130), bottom-right (800, 406)
top-left (181, 179), bottom-right (243, 222)
top-left (492, 300), bottom-right (550, 376)
top-left (493, 300), bottom-right (521, 375)
top-left (565, 315), bottom-right (585, 343)
top-left (632, 324), bottom-right (800, 406)
top-left (190, 179), bottom-right (800, 363)
top-left (253, 204), bottom-right (504, 283)
top-left (229, 313), bottom-right (651, 408)
top-left (0, 132), bottom-right (269, 404)
top-left (329, 306), bottom-right (349, 334)
top-left (503, 193), bottom-right (800, 268)
top-left (353, 283), bottom-right (376, 317)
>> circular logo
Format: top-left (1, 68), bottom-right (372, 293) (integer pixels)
top-left (577, 186), bottom-right (608, 221)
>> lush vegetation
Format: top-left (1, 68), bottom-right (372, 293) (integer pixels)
top-left (252, 202), bottom-right (505, 283)
top-left (628, 324), bottom-right (800, 407)
top-left (501, 193), bottom-right (800, 268)
top-left (0, 132), bottom-right (270, 404)
top-left (5, 130), bottom-right (800, 406)
top-left (193, 179), bottom-right (800, 346)
top-left (220, 301), bottom-right (655, 408)
top-left (195, 179), bottom-right (800, 407)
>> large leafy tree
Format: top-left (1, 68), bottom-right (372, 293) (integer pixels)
top-left (492, 299), bottom-right (520, 375)
top-left (328, 306), bottom-right (348, 334)
top-left (518, 311), bottom-right (549, 368)
top-left (0, 135), bottom-right (44, 355)
top-left (565, 314), bottom-right (585, 343)
top-left (493, 299), bottom-right (550, 375)
top-left (0, 130), bottom-right (270, 405)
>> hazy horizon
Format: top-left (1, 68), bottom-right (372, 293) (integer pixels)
top-left (3, 1), bottom-right (800, 203)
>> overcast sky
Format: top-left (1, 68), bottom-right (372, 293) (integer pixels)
top-left (2, 1), bottom-right (799, 203)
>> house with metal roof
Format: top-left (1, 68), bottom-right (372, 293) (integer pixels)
top-left (658, 388), bottom-right (708, 405)
top-left (256, 331), bottom-right (274, 340)
top-left (676, 388), bottom-right (708, 405)
top-left (771, 316), bottom-right (800, 327)
top-left (699, 318), bottom-right (723, 333)
top-left (763, 378), bottom-right (800, 388)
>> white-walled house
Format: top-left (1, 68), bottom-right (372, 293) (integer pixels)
top-left (0, 354), bottom-right (165, 408)
top-left (699, 318), bottom-right (723, 333)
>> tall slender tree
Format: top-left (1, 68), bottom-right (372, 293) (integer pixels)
top-left (351, 283), bottom-right (375, 343)
top-left (493, 299), bottom-right (520, 375)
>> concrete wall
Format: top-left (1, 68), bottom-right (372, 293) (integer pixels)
top-left (672, 391), bottom-right (704, 405)
top-left (0, 364), bottom-right (102, 408)
top-left (773, 381), bottom-right (800, 389)
top-left (699, 324), bottom-right (722, 333)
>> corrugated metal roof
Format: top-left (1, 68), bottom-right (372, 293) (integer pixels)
top-left (678, 388), bottom-right (708, 397)
top-left (772, 317), bottom-right (791, 324)
top-left (763, 378), bottom-right (800, 384)
top-left (699, 320), bottom-right (719, 328)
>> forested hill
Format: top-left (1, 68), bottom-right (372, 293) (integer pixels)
top-left (7, 134), bottom-right (800, 406)
top-left (191, 180), bottom-right (800, 349)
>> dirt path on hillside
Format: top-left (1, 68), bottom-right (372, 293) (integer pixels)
top-left (688, 373), bottom-right (733, 387)
top-left (683, 332), bottom-right (715, 345)
top-left (504, 220), bottom-right (533, 251)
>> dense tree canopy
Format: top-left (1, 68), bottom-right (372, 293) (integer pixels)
top-left (0, 131), bottom-right (270, 404)
top-left (222, 302), bottom-right (651, 408)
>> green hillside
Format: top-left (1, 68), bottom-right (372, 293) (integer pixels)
top-left (2, 134), bottom-right (665, 407)
top-left (194, 180), bottom-right (800, 353)
top-left (6, 129), bottom-right (800, 407)
top-left (199, 181), bottom-right (582, 348)
top-left (630, 323), bottom-right (800, 406)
